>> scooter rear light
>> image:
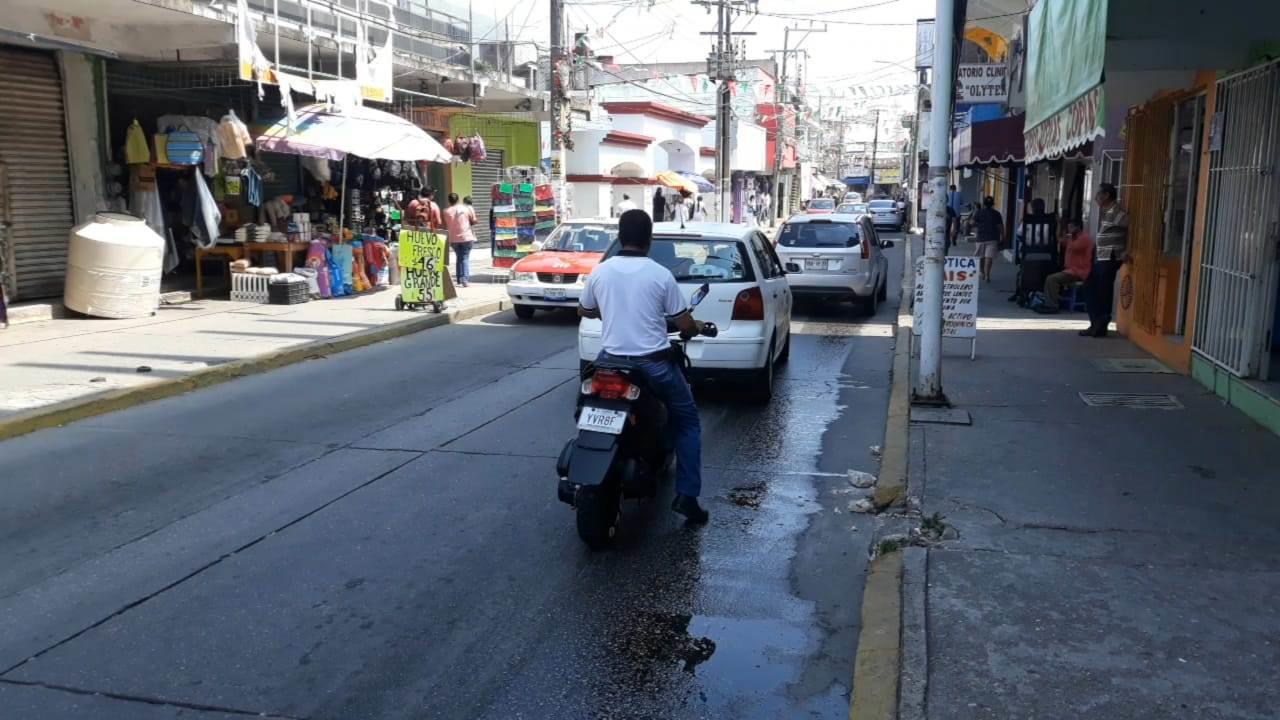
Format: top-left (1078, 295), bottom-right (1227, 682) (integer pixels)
top-left (588, 371), bottom-right (640, 400)
top-left (731, 286), bottom-right (765, 321)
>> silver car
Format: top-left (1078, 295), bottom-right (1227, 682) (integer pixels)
top-left (867, 199), bottom-right (903, 230)
top-left (774, 214), bottom-right (891, 315)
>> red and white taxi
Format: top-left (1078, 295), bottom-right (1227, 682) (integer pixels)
top-left (508, 219), bottom-right (619, 319)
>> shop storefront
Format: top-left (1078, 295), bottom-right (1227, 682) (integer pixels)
top-left (446, 114), bottom-right (540, 247)
top-left (97, 59), bottom-right (455, 309)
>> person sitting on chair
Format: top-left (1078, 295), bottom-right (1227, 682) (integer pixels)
top-left (1035, 219), bottom-right (1093, 314)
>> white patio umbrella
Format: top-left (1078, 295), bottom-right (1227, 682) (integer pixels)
top-left (255, 103), bottom-right (453, 232)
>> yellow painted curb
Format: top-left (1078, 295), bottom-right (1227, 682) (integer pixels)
top-left (0, 299), bottom-right (509, 442)
top-left (849, 551), bottom-right (904, 719)
top-left (874, 240), bottom-right (914, 510)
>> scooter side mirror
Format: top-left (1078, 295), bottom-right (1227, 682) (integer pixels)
top-left (689, 283), bottom-right (710, 308)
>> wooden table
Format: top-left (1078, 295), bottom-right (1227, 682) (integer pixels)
top-left (193, 245), bottom-right (246, 298)
top-left (245, 241), bottom-right (310, 276)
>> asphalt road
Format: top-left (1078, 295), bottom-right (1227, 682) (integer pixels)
top-left (0, 237), bottom-right (905, 720)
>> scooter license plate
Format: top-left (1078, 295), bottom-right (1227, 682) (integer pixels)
top-left (577, 406), bottom-right (628, 434)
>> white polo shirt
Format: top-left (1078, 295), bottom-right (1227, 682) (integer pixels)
top-left (580, 255), bottom-right (688, 356)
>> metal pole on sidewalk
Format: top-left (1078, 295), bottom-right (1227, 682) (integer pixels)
top-left (907, 70), bottom-right (925, 230)
top-left (771, 28), bottom-right (789, 228)
top-left (869, 108), bottom-right (880, 196)
top-left (550, 0), bottom-right (567, 219)
top-left (915, 0), bottom-right (955, 405)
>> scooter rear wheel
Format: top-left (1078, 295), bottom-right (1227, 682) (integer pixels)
top-left (575, 485), bottom-right (621, 550)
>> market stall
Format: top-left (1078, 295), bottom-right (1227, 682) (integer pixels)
top-left (245, 103), bottom-right (453, 306)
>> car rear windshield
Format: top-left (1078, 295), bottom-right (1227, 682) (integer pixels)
top-left (603, 237), bottom-right (753, 282)
top-left (809, 198), bottom-right (834, 209)
top-left (868, 200), bottom-right (895, 209)
top-left (542, 224), bottom-right (618, 252)
top-left (837, 204), bottom-right (867, 214)
top-left (777, 221), bottom-right (861, 248)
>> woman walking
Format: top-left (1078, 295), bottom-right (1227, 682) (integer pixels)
top-left (443, 193), bottom-right (478, 287)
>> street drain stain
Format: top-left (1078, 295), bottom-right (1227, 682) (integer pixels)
top-left (728, 481), bottom-right (768, 509)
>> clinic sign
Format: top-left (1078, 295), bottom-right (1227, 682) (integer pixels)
top-left (958, 64), bottom-right (1008, 104)
top-left (914, 256), bottom-right (980, 358)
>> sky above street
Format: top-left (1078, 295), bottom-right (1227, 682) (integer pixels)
top-left (478, 0), bottom-right (936, 136)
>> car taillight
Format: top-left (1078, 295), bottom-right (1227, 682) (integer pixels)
top-left (732, 286), bottom-right (765, 321)
top-left (583, 371), bottom-right (640, 400)
top-left (861, 237), bottom-right (871, 259)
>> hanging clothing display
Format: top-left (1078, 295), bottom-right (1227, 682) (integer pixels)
top-left (217, 111), bottom-right (252, 160)
top-left (243, 166), bottom-right (262, 207)
top-left (125, 120), bottom-right (150, 164)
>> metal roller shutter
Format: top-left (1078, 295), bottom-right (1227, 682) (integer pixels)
top-left (470, 150), bottom-right (503, 246)
top-left (0, 47), bottom-right (74, 301)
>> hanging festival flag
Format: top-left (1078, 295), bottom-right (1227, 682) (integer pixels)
top-left (689, 74), bottom-right (698, 91)
top-left (728, 80), bottom-right (738, 96)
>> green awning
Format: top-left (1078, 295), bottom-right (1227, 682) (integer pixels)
top-left (1024, 0), bottom-right (1108, 160)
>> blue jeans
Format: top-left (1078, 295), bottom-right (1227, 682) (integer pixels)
top-left (598, 351), bottom-right (703, 498)
top-left (453, 241), bottom-right (473, 284)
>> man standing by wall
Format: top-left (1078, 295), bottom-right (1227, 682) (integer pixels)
top-left (1081, 183), bottom-right (1128, 338)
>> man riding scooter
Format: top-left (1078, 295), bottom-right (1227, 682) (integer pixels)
top-left (577, 209), bottom-right (710, 524)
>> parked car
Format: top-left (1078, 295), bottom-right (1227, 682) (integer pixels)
top-left (508, 219), bottom-right (619, 319)
top-left (773, 213), bottom-right (890, 316)
top-left (836, 202), bottom-right (869, 216)
top-left (805, 197), bottom-right (836, 215)
top-left (866, 199), bottom-right (904, 231)
top-left (578, 222), bottom-right (793, 400)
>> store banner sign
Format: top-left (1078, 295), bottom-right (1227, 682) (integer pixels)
top-left (916, 19), bottom-right (935, 69)
top-left (1024, 0), bottom-right (1107, 130)
top-left (958, 64), bottom-right (1008, 104)
top-left (356, 21), bottom-right (394, 104)
top-left (874, 168), bottom-right (902, 185)
top-left (1024, 84), bottom-right (1105, 161)
top-left (398, 229), bottom-right (446, 303)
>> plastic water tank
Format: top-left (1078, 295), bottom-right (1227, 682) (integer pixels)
top-left (63, 212), bottom-right (165, 319)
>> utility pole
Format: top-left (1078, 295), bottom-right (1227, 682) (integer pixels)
top-left (835, 119), bottom-right (847, 180)
top-left (766, 23), bottom-right (824, 226)
top-left (696, 0), bottom-right (756, 222)
top-left (869, 108), bottom-right (881, 195)
top-left (907, 69), bottom-right (927, 230)
top-left (550, 0), bottom-right (569, 219)
top-left (916, 0), bottom-right (957, 404)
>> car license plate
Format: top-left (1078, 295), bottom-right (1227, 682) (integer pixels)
top-left (804, 258), bottom-right (826, 270)
top-left (577, 406), bottom-right (627, 434)
top-left (543, 288), bottom-right (567, 300)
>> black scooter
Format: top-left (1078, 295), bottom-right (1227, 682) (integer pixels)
top-left (556, 284), bottom-right (717, 548)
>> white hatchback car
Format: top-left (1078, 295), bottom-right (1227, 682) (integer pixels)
top-left (773, 213), bottom-right (891, 315)
top-left (578, 222), bottom-right (793, 400)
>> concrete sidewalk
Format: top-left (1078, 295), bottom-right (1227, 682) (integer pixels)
top-left (0, 250), bottom-right (513, 425)
top-left (902, 244), bottom-right (1280, 719)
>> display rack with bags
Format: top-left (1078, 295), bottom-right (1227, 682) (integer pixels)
top-left (490, 177), bottom-right (556, 268)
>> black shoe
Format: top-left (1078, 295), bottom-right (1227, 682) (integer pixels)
top-left (672, 494), bottom-right (709, 524)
